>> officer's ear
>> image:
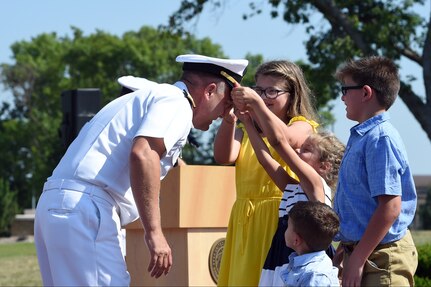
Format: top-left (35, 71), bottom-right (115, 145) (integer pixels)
top-left (204, 83), bottom-right (217, 98)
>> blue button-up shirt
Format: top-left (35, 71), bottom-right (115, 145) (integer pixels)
top-left (334, 112), bottom-right (417, 243)
top-left (279, 251), bottom-right (339, 286)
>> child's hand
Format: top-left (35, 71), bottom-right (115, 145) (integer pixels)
top-left (234, 109), bottom-right (253, 126)
top-left (231, 86), bottom-right (262, 112)
top-left (222, 107), bottom-right (237, 125)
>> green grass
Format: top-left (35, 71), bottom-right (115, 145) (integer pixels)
top-left (0, 242), bottom-right (42, 286)
top-left (411, 230), bottom-right (431, 246)
top-left (0, 230), bottom-right (430, 286)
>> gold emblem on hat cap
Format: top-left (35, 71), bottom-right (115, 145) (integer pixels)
top-left (220, 71), bottom-right (238, 86)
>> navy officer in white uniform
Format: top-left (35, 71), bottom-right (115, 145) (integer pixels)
top-left (34, 54), bottom-right (248, 286)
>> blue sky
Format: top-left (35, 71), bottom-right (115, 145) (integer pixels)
top-left (1, 0), bottom-right (430, 175)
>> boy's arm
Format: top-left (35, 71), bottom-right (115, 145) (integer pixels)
top-left (342, 195), bottom-right (401, 286)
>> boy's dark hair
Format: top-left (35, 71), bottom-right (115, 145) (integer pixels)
top-left (289, 201), bottom-right (339, 252)
top-left (334, 56), bottom-right (400, 110)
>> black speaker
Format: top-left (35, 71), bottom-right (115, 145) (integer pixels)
top-left (60, 89), bottom-right (102, 147)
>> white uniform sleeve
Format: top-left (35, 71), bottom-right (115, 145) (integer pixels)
top-left (135, 86), bottom-right (192, 154)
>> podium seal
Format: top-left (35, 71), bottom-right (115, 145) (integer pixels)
top-left (208, 238), bottom-right (225, 284)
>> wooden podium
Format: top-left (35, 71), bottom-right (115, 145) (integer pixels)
top-left (124, 165), bottom-right (236, 286)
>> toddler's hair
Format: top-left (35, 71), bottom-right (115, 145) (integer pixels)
top-left (307, 131), bottom-right (345, 190)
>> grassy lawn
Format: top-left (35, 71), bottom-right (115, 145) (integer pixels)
top-left (0, 230), bottom-right (430, 286)
top-left (0, 242), bottom-right (42, 286)
top-left (411, 230), bottom-right (431, 246)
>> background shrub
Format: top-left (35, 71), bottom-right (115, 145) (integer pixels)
top-left (0, 178), bottom-right (19, 236)
top-left (415, 244), bottom-right (431, 285)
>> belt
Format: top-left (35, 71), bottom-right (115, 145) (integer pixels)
top-left (341, 239), bottom-right (398, 254)
top-left (43, 179), bottom-right (119, 211)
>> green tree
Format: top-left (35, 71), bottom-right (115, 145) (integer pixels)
top-left (0, 26), bottom-right (233, 212)
top-left (167, 0), bottom-right (431, 141)
top-left (0, 178), bottom-right (18, 236)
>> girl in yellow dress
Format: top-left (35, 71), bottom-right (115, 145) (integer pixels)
top-left (214, 60), bottom-right (319, 286)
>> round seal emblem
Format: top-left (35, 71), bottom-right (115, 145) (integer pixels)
top-left (208, 238), bottom-right (225, 284)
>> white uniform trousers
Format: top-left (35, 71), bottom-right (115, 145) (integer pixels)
top-left (34, 179), bottom-right (130, 286)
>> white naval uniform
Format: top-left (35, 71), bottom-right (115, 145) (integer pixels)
top-left (34, 78), bottom-right (193, 286)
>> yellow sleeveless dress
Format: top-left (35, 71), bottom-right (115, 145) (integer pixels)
top-left (217, 116), bottom-right (318, 286)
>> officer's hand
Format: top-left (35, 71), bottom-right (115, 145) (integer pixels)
top-left (145, 231), bottom-right (172, 278)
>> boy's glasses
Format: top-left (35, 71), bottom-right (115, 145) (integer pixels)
top-left (341, 85), bottom-right (363, 96)
top-left (252, 86), bottom-right (289, 99)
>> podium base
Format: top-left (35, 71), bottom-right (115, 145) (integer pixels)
top-left (124, 165), bottom-right (235, 286)
top-left (126, 227), bottom-right (227, 286)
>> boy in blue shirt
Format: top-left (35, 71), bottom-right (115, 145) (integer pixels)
top-left (333, 56), bottom-right (418, 286)
top-left (279, 201), bottom-right (340, 287)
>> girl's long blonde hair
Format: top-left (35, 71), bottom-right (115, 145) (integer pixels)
top-left (255, 60), bottom-right (319, 123)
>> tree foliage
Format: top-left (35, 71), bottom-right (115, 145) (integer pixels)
top-left (0, 26), bottom-right (244, 211)
top-left (167, 0), bottom-right (431, 142)
top-left (0, 178), bottom-right (18, 236)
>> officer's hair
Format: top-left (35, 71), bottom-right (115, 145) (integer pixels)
top-left (289, 201), bottom-right (339, 252)
top-left (182, 71), bottom-right (228, 94)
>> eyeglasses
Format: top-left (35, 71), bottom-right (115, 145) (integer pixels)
top-left (341, 85), bottom-right (363, 96)
top-left (252, 86), bottom-right (288, 99)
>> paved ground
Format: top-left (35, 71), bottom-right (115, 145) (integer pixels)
top-left (0, 235), bottom-right (34, 244)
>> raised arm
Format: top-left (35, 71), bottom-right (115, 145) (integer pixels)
top-left (256, 115), bottom-right (323, 202)
top-left (232, 87), bottom-right (323, 202)
top-left (237, 110), bottom-right (294, 191)
top-left (213, 108), bottom-right (243, 165)
top-left (232, 86), bottom-right (312, 150)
